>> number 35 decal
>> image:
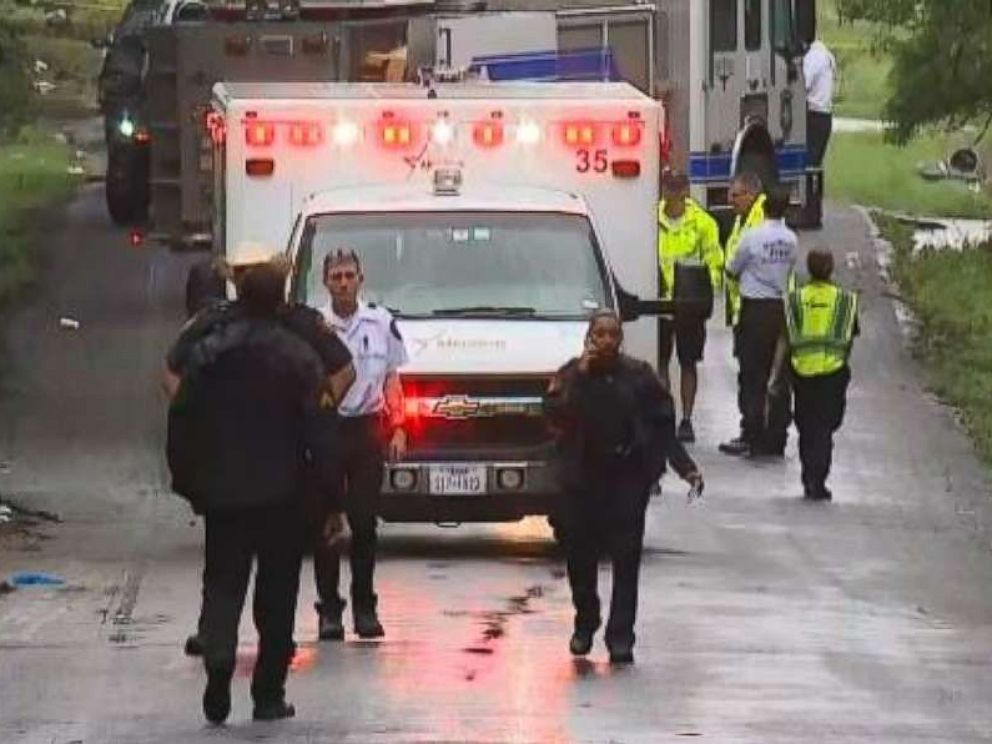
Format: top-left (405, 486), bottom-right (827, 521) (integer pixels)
top-left (576, 149), bottom-right (609, 174)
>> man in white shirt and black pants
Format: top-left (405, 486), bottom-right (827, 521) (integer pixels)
top-left (723, 187), bottom-right (798, 458)
top-left (804, 39), bottom-right (836, 168)
top-left (314, 248), bottom-right (409, 641)
top-left (804, 38), bottom-right (836, 228)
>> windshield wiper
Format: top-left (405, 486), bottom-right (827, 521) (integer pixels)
top-left (432, 306), bottom-right (538, 317)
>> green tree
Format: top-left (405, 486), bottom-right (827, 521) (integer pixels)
top-left (0, 17), bottom-right (32, 137)
top-left (837, 0), bottom-right (992, 144)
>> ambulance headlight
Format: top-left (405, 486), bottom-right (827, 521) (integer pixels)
top-left (516, 120), bottom-right (541, 146)
top-left (431, 119), bottom-right (455, 146)
top-left (333, 121), bottom-right (360, 147)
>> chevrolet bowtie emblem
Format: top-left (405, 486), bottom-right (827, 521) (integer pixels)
top-left (433, 395), bottom-right (482, 420)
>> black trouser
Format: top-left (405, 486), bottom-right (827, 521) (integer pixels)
top-left (732, 326), bottom-right (746, 436)
top-left (806, 111), bottom-right (833, 168)
top-left (200, 504), bottom-right (304, 705)
top-left (313, 415), bottom-right (384, 613)
top-left (766, 334), bottom-right (794, 452)
top-left (793, 366), bottom-right (850, 493)
top-left (564, 473), bottom-right (648, 650)
top-left (739, 298), bottom-right (788, 449)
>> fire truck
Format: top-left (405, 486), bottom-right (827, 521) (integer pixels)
top-left (142, 0), bottom-right (818, 248)
top-left (211, 79), bottom-right (670, 522)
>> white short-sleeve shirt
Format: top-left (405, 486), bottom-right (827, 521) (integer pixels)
top-left (728, 220), bottom-right (798, 300)
top-left (320, 300), bottom-right (408, 418)
top-left (804, 40), bottom-right (836, 114)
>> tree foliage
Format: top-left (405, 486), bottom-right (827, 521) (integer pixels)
top-left (0, 15), bottom-right (32, 137)
top-left (837, 0), bottom-right (992, 144)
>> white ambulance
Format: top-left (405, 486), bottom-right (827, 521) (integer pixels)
top-left (210, 80), bottom-right (671, 525)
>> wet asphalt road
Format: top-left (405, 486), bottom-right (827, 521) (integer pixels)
top-left (2, 187), bottom-right (992, 743)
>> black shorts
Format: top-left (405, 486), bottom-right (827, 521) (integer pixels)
top-left (659, 318), bottom-right (706, 366)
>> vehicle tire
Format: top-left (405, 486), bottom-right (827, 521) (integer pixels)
top-left (106, 172), bottom-right (137, 225)
top-left (548, 515), bottom-right (568, 549)
top-left (105, 146), bottom-right (150, 225)
top-left (737, 150), bottom-right (778, 191)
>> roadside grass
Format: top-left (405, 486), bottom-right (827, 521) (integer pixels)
top-left (0, 130), bottom-right (79, 305)
top-left (818, 0), bottom-right (892, 120)
top-left (24, 34), bottom-right (104, 119)
top-left (826, 131), bottom-right (992, 218)
top-left (2, 0), bottom-right (123, 43)
top-left (879, 214), bottom-right (992, 461)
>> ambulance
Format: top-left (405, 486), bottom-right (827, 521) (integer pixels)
top-left (210, 79), bottom-right (675, 525)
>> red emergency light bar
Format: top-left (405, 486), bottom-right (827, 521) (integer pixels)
top-left (562, 121), bottom-right (598, 148)
top-left (245, 121), bottom-right (275, 147)
top-left (473, 120), bottom-right (504, 148)
top-left (379, 113), bottom-right (415, 149)
top-left (288, 121), bottom-right (323, 147)
top-left (612, 121), bottom-right (643, 147)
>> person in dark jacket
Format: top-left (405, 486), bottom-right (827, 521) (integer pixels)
top-left (184, 256), bottom-right (228, 318)
top-left (545, 310), bottom-right (703, 664)
top-left (165, 249), bottom-right (355, 660)
top-left (165, 261), bottom-right (344, 725)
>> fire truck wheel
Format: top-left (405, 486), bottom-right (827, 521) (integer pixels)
top-left (105, 148), bottom-right (150, 226)
top-left (737, 150), bottom-right (778, 191)
top-left (547, 514), bottom-right (568, 548)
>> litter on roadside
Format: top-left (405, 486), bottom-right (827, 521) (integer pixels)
top-left (59, 317), bottom-right (81, 331)
top-left (8, 572), bottom-right (66, 587)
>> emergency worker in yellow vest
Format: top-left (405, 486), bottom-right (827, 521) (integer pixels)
top-left (719, 172), bottom-right (766, 454)
top-left (658, 172), bottom-right (723, 443)
top-left (785, 249), bottom-right (859, 501)
top-left (724, 172), bottom-right (766, 329)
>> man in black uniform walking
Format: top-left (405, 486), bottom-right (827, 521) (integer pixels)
top-left (165, 247), bottom-right (355, 659)
top-left (545, 310), bottom-right (703, 664)
top-left (166, 261), bottom-right (342, 724)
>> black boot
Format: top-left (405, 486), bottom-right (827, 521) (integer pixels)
top-left (184, 633), bottom-right (204, 657)
top-left (316, 600), bottom-right (345, 642)
top-left (253, 699), bottom-right (296, 721)
top-left (569, 628), bottom-right (595, 656)
top-left (353, 597), bottom-right (385, 639)
top-left (202, 667), bottom-right (232, 725)
top-left (607, 640), bottom-right (635, 665)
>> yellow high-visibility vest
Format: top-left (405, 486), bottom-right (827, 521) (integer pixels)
top-left (724, 194), bottom-right (766, 326)
top-left (785, 281), bottom-right (859, 377)
top-left (658, 199), bottom-right (723, 300)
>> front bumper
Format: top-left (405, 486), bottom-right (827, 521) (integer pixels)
top-left (379, 460), bottom-right (559, 523)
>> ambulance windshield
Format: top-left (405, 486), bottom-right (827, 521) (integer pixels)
top-left (293, 211), bottom-right (611, 319)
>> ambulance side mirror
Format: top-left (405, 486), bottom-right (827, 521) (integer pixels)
top-left (615, 283), bottom-right (674, 322)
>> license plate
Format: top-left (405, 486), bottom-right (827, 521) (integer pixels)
top-left (429, 465), bottom-right (486, 496)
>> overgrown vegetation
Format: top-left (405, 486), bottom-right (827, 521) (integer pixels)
top-left (836, 0), bottom-right (992, 145)
top-left (0, 1), bottom-right (115, 305)
top-left (0, 130), bottom-right (77, 304)
top-left (879, 214), bottom-right (992, 460)
top-left (826, 131), bottom-right (992, 218)
top-left (0, 0), bottom-right (122, 129)
top-left (0, 22), bottom-right (33, 135)
top-left (818, 0), bottom-right (891, 120)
